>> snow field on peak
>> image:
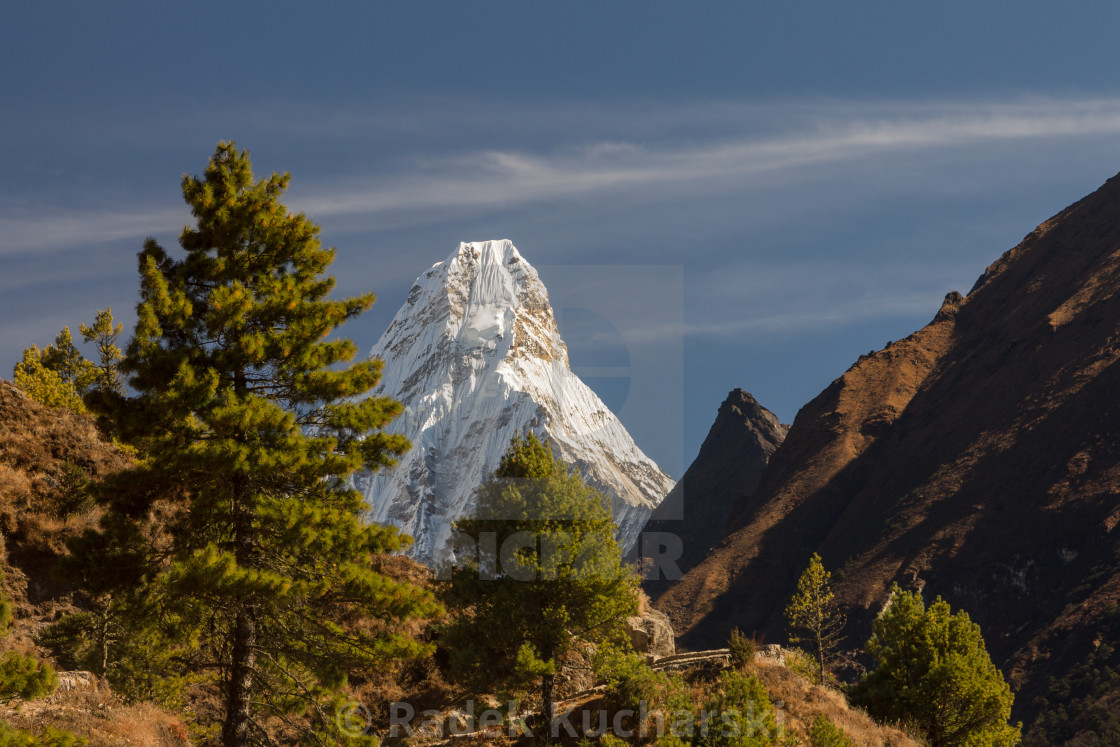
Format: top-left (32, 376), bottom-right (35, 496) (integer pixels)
top-left (355, 240), bottom-right (674, 565)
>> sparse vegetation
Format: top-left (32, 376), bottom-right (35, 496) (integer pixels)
top-left (1023, 627), bottom-right (1120, 746)
top-left (0, 571), bottom-right (80, 745)
top-left (784, 553), bottom-right (845, 685)
top-left (728, 627), bottom-right (756, 670)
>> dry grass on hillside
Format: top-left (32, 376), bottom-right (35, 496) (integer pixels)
top-left (0, 677), bottom-right (191, 747)
top-left (752, 655), bottom-right (919, 746)
top-left (0, 380), bottom-right (129, 605)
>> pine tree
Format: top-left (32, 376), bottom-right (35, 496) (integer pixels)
top-left (784, 553), bottom-right (845, 684)
top-left (79, 307), bottom-right (125, 398)
top-left (442, 433), bottom-right (638, 728)
top-left (77, 142), bottom-right (440, 745)
top-left (39, 327), bottom-right (94, 394)
top-left (853, 585), bottom-right (1020, 746)
top-left (13, 328), bottom-right (95, 413)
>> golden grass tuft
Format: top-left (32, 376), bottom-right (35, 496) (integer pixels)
top-left (752, 655), bottom-right (920, 746)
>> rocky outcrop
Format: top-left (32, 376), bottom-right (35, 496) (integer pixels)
top-left (625, 607), bottom-right (675, 658)
top-left (54, 671), bottom-right (98, 693)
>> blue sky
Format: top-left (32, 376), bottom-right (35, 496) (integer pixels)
top-left (5, 2), bottom-right (1120, 477)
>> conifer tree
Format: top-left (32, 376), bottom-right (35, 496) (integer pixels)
top-left (853, 585), bottom-right (1020, 746)
top-left (13, 328), bottom-right (94, 413)
top-left (79, 307), bottom-right (125, 398)
top-left (78, 142), bottom-right (440, 745)
top-left (784, 553), bottom-right (845, 684)
top-left (443, 433), bottom-right (638, 728)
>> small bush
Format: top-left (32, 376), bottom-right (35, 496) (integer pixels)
top-left (598, 735), bottom-right (629, 747)
top-left (728, 627), bottom-right (756, 669)
top-left (0, 722), bottom-right (86, 747)
top-left (784, 647), bottom-right (819, 683)
top-left (0, 650), bottom-right (57, 700)
top-left (35, 612), bottom-right (99, 672)
top-left (809, 714), bottom-right (854, 747)
top-left (53, 462), bottom-right (93, 518)
top-left (594, 644), bottom-right (670, 711)
top-left (703, 669), bottom-right (781, 745)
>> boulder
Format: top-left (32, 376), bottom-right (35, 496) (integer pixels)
top-left (55, 671), bottom-right (98, 692)
top-left (625, 608), bottom-right (675, 658)
top-left (556, 640), bottom-right (596, 697)
top-left (757, 644), bottom-right (785, 666)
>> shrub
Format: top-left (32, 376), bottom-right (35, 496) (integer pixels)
top-left (728, 627), bottom-right (756, 669)
top-left (808, 714), bottom-right (854, 747)
top-left (53, 461), bottom-right (93, 518)
top-left (700, 669), bottom-right (781, 746)
top-left (594, 644), bottom-right (670, 711)
top-left (0, 651), bottom-right (57, 701)
top-left (0, 723), bottom-right (85, 747)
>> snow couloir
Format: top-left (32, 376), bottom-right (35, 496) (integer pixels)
top-left (354, 240), bottom-right (674, 565)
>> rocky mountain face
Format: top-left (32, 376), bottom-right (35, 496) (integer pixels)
top-left (635, 388), bottom-right (785, 595)
top-left (655, 172), bottom-right (1120, 734)
top-left (355, 240), bottom-right (674, 565)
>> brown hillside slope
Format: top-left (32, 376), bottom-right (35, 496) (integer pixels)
top-left (656, 171), bottom-right (1120, 729)
top-left (0, 379), bottom-right (192, 744)
top-left (0, 379), bottom-right (130, 609)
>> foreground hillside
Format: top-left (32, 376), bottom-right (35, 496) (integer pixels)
top-left (655, 171), bottom-right (1120, 738)
top-left (0, 379), bottom-right (192, 744)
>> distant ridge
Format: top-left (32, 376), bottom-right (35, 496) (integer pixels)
top-left (655, 172), bottom-right (1120, 735)
top-left (636, 388), bottom-right (785, 595)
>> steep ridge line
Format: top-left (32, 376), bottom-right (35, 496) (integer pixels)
top-left (654, 170), bottom-right (1120, 731)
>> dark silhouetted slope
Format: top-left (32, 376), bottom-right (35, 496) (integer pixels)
top-left (637, 389), bottom-right (785, 596)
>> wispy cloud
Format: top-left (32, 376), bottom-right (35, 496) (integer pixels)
top-left (6, 96), bottom-right (1120, 257)
top-left (291, 96), bottom-right (1120, 220)
top-left (0, 206), bottom-right (187, 256)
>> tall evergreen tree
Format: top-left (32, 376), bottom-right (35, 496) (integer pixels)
top-left (784, 553), bottom-right (845, 684)
top-left (853, 585), bottom-right (1020, 747)
top-left (79, 142), bottom-right (440, 745)
top-left (79, 307), bottom-right (125, 399)
top-left (442, 433), bottom-right (638, 728)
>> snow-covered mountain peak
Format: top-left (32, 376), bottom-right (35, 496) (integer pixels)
top-left (357, 240), bottom-right (674, 564)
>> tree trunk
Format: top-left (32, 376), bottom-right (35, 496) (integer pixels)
top-left (222, 608), bottom-right (257, 746)
top-left (222, 401), bottom-right (256, 747)
top-left (541, 669), bottom-right (556, 739)
top-left (817, 632), bottom-right (826, 684)
top-left (98, 603), bottom-right (109, 676)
